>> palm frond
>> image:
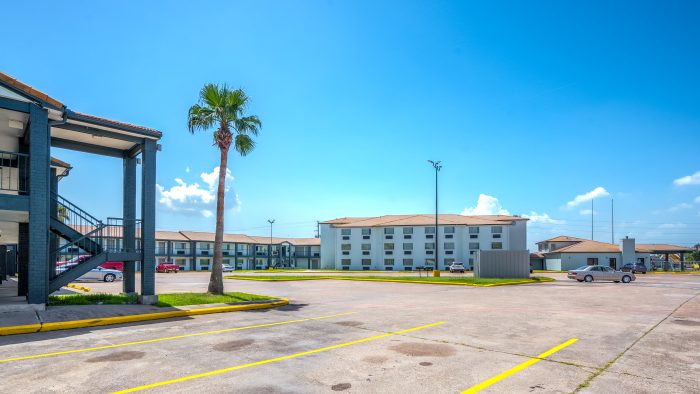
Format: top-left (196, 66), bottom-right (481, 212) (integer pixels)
top-left (234, 134), bottom-right (256, 156)
top-left (187, 104), bottom-right (216, 133)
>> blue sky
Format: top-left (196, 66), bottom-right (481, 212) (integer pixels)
top-left (3, 1), bottom-right (700, 248)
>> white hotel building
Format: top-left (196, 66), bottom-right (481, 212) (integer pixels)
top-left (320, 214), bottom-right (528, 271)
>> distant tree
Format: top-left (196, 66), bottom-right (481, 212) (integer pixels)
top-left (188, 84), bottom-right (261, 294)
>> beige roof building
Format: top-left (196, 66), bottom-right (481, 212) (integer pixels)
top-left (321, 214), bottom-right (527, 228)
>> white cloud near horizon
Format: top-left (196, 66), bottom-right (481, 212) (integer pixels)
top-left (157, 166), bottom-right (240, 218)
top-left (565, 187), bottom-right (610, 209)
top-left (461, 194), bottom-right (510, 215)
top-left (522, 211), bottom-right (565, 224)
top-left (579, 209), bottom-right (595, 216)
top-left (668, 202), bottom-right (693, 212)
top-left (673, 171), bottom-right (700, 186)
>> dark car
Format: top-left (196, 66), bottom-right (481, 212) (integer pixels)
top-left (620, 263), bottom-right (647, 274)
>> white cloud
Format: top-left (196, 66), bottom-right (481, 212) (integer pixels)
top-left (522, 212), bottom-right (565, 224)
top-left (694, 196), bottom-right (700, 204)
top-left (185, 166), bottom-right (190, 173)
top-left (668, 203), bottom-right (693, 212)
top-left (565, 187), bottom-right (610, 209)
top-left (673, 171), bottom-right (700, 186)
top-left (461, 194), bottom-right (510, 216)
top-left (579, 209), bottom-right (595, 216)
top-left (157, 166), bottom-right (239, 217)
top-left (659, 223), bottom-right (687, 229)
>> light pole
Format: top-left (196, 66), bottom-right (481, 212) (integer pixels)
top-left (267, 219), bottom-right (275, 269)
top-left (428, 160), bottom-right (441, 271)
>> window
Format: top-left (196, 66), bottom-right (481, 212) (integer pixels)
top-left (425, 227), bottom-right (435, 234)
top-left (491, 242), bottom-right (503, 249)
top-left (444, 242), bottom-right (454, 250)
top-left (445, 234), bottom-right (453, 239)
top-left (341, 259), bottom-right (351, 265)
top-left (469, 227), bottom-right (479, 234)
top-left (425, 242), bottom-right (435, 250)
top-left (403, 243), bottom-right (413, 250)
top-left (341, 229), bottom-right (351, 236)
top-left (469, 242), bottom-right (480, 250)
top-left (469, 258), bottom-right (474, 264)
top-left (470, 234), bottom-right (478, 239)
top-left (587, 258), bottom-right (598, 265)
top-left (384, 258), bottom-right (394, 265)
top-left (341, 244), bottom-right (351, 251)
top-left (361, 244), bottom-right (371, 251)
top-left (444, 226), bottom-right (455, 234)
top-left (403, 227), bottom-right (413, 235)
top-left (384, 243), bottom-right (394, 250)
top-left (361, 228), bottom-right (371, 236)
top-left (361, 259), bottom-right (371, 266)
top-left (384, 228), bottom-right (394, 235)
top-left (491, 226), bottom-right (503, 234)
top-left (403, 258), bottom-right (413, 266)
top-left (493, 234), bottom-right (501, 239)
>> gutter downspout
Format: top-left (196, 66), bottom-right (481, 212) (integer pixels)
top-left (48, 109), bottom-right (71, 179)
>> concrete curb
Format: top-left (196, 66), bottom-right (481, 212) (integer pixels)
top-left (66, 283), bottom-right (91, 292)
top-left (0, 298), bottom-right (288, 336)
top-left (225, 276), bottom-right (554, 287)
top-left (649, 271), bottom-right (700, 275)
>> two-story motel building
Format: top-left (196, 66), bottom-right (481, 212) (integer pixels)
top-left (320, 214), bottom-right (528, 271)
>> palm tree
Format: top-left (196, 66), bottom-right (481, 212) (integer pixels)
top-left (188, 84), bottom-right (261, 294)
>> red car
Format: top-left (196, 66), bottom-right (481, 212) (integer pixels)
top-left (157, 261), bottom-right (180, 273)
top-left (100, 261), bottom-right (124, 271)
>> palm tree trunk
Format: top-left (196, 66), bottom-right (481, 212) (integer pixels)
top-left (208, 147), bottom-right (229, 294)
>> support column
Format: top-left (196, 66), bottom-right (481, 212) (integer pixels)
top-left (0, 245), bottom-right (6, 283)
top-left (123, 155), bottom-right (137, 294)
top-left (664, 253), bottom-right (669, 270)
top-left (49, 168), bottom-right (58, 280)
top-left (680, 252), bottom-right (685, 272)
top-left (190, 241), bottom-right (196, 271)
top-left (27, 105), bottom-right (50, 305)
top-left (17, 224), bottom-right (28, 296)
top-left (139, 140), bottom-right (157, 303)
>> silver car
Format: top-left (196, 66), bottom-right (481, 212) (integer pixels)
top-left (77, 267), bottom-right (123, 282)
top-left (567, 265), bottom-right (635, 283)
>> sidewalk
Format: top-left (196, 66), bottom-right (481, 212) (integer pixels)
top-left (0, 297), bottom-right (288, 335)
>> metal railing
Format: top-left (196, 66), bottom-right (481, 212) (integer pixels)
top-left (0, 150), bottom-right (28, 193)
top-left (52, 192), bottom-right (103, 229)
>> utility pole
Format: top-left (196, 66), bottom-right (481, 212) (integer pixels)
top-left (428, 160), bottom-right (442, 271)
top-left (267, 219), bottom-right (275, 269)
top-left (591, 199), bottom-right (594, 241)
top-left (611, 198), bottom-right (614, 244)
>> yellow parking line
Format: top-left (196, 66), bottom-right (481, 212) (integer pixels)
top-left (462, 338), bottom-right (578, 393)
top-left (113, 321), bottom-right (445, 393)
top-left (0, 312), bottom-right (356, 363)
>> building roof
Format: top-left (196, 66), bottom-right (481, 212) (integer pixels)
top-left (0, 71), bottom-right (64, 109)
top-left (636, 244), bottom-right (694, 253)
top-left (536, 235), bottom-right (589, 244)
top-left (0, 71), bottom-right (162, 137)
top-left (545, 239), bottom-right (649, 254)
top-left (177, 231), bottom-right (320, 246)
top-left (155, 231), bottom-right (189, 241)
top-left (321, 214), bottom-right (527, 228)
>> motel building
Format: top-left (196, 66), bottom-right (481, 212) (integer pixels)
top-left (0, 72), bottom-right (161, 308)
top-left (530, 236), bottom-right (695, 271)
top-left (320, 214), bottom-right (528, 271)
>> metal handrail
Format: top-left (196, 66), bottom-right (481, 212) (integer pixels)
top-left (52, 192), bottom-right (103, 226)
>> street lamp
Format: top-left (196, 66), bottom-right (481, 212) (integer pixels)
top-left (428, 160), bottom-right (441, 272)
top-left (267, 219), bottom-right (275, 269)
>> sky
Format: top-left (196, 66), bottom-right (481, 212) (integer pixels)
top-left (2, 1), bottom-right (700, 249)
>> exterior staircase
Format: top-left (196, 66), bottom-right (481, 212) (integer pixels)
top-left (48, 193), bottom-right (140, 293)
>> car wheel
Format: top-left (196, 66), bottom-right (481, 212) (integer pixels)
top-left (584, 275), bottom-right (593, 283)
top-left (622, 275), bottom-right (631, 283)
top-left (104, 273), bottom-right (116, 282)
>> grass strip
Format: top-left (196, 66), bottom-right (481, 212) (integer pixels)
top-left (225, 275), bottom-right (554, 286)
top-left (48, 292), bottom-right (275, 307)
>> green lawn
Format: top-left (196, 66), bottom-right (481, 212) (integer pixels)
top-left (225, 275), bottom-right (554, 286)
top-left (49, 292), bottom-right (275, 307)
top-left (49, 293), bottom-right (138, 306)
top-left (156, 292), bottom-right (276, 307)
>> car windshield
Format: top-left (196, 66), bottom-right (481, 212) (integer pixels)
top-left (575, 266), bottom-right (590, 271)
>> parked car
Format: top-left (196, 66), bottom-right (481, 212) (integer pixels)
top-left (156, 261), bottom-right (180, 273)
top-left (56, 255), bottom-right (90, 267)
top-left (449, 263), bottom-right (466, 273)
top-left (100, 261), bottom-right (124, 271)
top-left (620, 263), bottom-right (647, 274)
top-left (567, 265), bottom-right (635, 283)
top-left (222, 264), bottom-right (235, 272)
top-left (76, 267), bottom-right (123, 282)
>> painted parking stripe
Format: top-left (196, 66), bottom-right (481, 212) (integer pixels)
top-left (462, 338), bottom-right (578, 393)
top-left (113, 321), bottom-right (445, 393)
top-left (0, 312), bottom-right (356, 363)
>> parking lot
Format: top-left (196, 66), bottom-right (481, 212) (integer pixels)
top-left (1, 272), bottom-right (699, 393)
